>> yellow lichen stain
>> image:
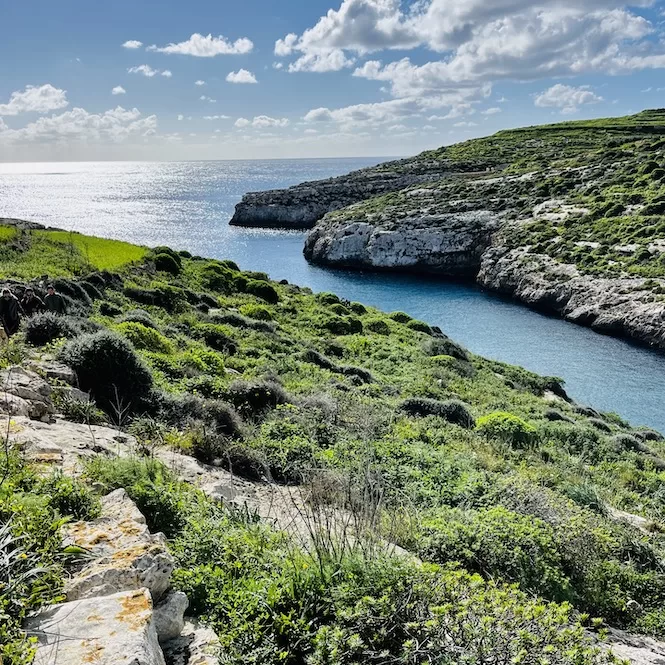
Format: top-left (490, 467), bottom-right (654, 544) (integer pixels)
top-left (81, 639), bottom-right (104, 663)
top-left (118, 519), bottom-right (143, 537)
top-left (86, 613), bottom-right (105, 623)
top-left (115, 589), bottom-right (151, 631)
top-left (30, 452), bottom-right (63, 463)
top-left (111, 543), bottom-right (151, 564)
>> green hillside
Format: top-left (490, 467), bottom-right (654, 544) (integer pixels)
top-left (3, 224), bottom-right (664, 664)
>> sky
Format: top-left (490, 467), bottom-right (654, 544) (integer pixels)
top-left (2, 0), bottom-right (665, 161)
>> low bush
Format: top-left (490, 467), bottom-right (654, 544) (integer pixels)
top-left (588, 417), bottom-right (612, 432)
top-left (201, 263), bottom-right (236, 293)
top-left (59, 330), bottom-right (153, 413)
top-left (365, 318), bottom-right (391, 335)
top-left (99, 301), bottom-right (122, 317)
top-left (340, 365), bottom-right (374, 384)
top-left (78, 280), bottom-right (103, 300)
top-left (210, 311), bottom-right (276, 333)
top-left (389, 311), bottom-right (412, 323)
top-left (348, 301), bottom-right (367, 314)
top-left (35, 471), bottom-right (101, 520)
top-left (321, 315), bottom-right (363, 335)
top-left (120, 309), bottom-right (158, 329)
top-left (399, 397), bottom-right (475, 429)
top-left (301, 349), bottom-right (339, 372)
top-left (84, 457), bottom-right (187, 538)
top-left (116, 321), bottom-right (174, 354)
top-left (24, 312), bottom-right (81, 346)
top-left (206, 400), bottom-right (245, 439)
top-left (189, 427), bottom-right (265, 478)
top-left (407, 319), bottom-right (432, 334)
top-left (239, 304), bottom-right (273, 321)
top-left (54, 391), bottom-right (107, 425)
top-left (477, 411), bottom-right (537, 448)
top-left (195, 324), bottom-right (237, 354)
top-left (154, 252), bottom-right (181, 275)
top-left (224, 380), bottom-right (290, 421)
top-left (424, 336), bottom-right (469, 361)
top-left (544, 408), bottom-right (575, 423)
top-left (245, 280), bottom-right (279, 304)
top-left (316, 292), bottom-right (341, 305)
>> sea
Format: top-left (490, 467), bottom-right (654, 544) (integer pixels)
top-left (1, 158), bottom-right (664, 432)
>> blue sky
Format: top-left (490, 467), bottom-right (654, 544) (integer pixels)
top-left (1, 0), bottom-right (665, 161)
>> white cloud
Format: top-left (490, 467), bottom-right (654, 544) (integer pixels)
top-left (195, 80), bottom-right (206, 86)
top-left (203, 115), bottom-right (230, 120)
top-left (454, 120), bottom-right (478, 127)
top-left (0, 106), bottom-right (157, 144)
top-left (177, 114), bottom-right (184, 121)
top-left (147, 33), bottom-right (253, 57)
top-left (200, 95), bottom-right (217, 103)
top-left (0, 84), bottom-right (68, 116)
top-left (534, 83), bottom-right (603, 113)
top-left (277, 0), bottom-right (665, 98)
top-left (161, 70), bottom-right (173, 78)
top-left (289, 50), bottom-right (355, 73)
top-left (122, 40), bottom-right (143, 49)
top-left (111, 86), bottom-right (126, 95)
top-left (304, 98), bottom-right (425, 128)
top-left (235, 115), bottom-right (289, 129)
top-left (128, 65), bottom-right (158, 77)
top-left (226, 69), bottom-right (258, 84)
top-left (273, 62), bottom-right (284, 70)
top-left (481, 107), bottom-right (501, 115)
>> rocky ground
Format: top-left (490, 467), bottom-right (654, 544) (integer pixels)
top-left (4, 359), bottom-right (665, 665)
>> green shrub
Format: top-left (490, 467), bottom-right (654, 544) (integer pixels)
top-left (399, 398), bottom-right (475, 429)
top-left (84, 457), bottom-right (187, 538)
top-left (195, 324), bottom-right (237, 354)
top-left (407, 319), bottom-right (432, 334)
top-left (210, 311), bottom-right (276, 333)
top-left (120, 309), bottom-right (158, 329)
top-left (365, 318), bottom-right (391, 335)
top-left (54, 391), bottom-right (107, 425)
top-left (246, 280), bottom-right (279, 304)
top-left (117, 321), bottom-right (174, 354)
top-left (389, 311), bottom-right (412, 323)
top-left (424, 336), bottom-right (469, 361)
top-left (417, 506), bottom-right (571, 601)
top-left (24, 312), bottom-right (80, 346)
top-left (588, 417), bottom-right (611, 432)
top-left (321, 315), bottom-right (363, 335)
top-left (201, 262), bottom-right (236, 293)
top-left (59, 330), bottom-right (153, 413)
top-left (544, 408), bottom-right (574, 423)
top-left (239, 304), bottom-right (273, 321)
top-left (612, 433), bottom-right (649, 453)
top-left (348, 301), bottom-right (367, 314)
top-left (477, 411), bottom-right (537, 447)
top-left (301, 349), bottom-right (339, 372)
top-left (224, 380), bottom-right (290, 421)
top-left (154, 252), bottom-right (181, 275)
top-left (206, 400), bottom-right (245, 439)
top-left (35, 471), bottom-right (101, 520)
top-left (316, 292), bottom-right (341, 305)
top-left (330, 303), bottom-right (350, 316)
top-left (78, 280), bottom-right (103, 300)
top-left (340, 365), bottom-right (374, 384)
top-left (189, 427), bottom-right (265, 478)
top-left (99, 301), bottom-right (122, 317)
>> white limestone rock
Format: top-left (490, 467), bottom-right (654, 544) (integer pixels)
top-left (162, 619), bottom-right (221, 665)
top-left (63, 489), bottom-right (174, 602)
top-left (25, 588), bottom-right (165, 665)
top-left (154, 591), bottom-right (189, 643)
top-left (0, 366), bottom-right (54, 421)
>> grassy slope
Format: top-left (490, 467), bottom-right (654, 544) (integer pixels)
top-left (334, 109), bottom-right (665, 279)
top-left (3, 225), bottom-right (665, 663)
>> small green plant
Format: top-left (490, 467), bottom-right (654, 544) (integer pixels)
top-left (477, 411), bottom-right (538, 447)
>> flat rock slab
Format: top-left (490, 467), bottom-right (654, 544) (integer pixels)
top-left (162, 619), bottom-right (220, 665)
top-left (6, 415), bottom-right (136, 474)
top-left (64, 489), bottom-right (174, 602)
top-left (25, 588), bottom-right (165, 665)
top-left (605, 628), bottom-right (665, 665)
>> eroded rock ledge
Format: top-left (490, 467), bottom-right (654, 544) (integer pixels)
top-left (229, 159), bottom-right (472, 229)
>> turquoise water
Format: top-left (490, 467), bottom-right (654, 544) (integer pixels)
top-left (1, 159), bottom-right (664, 431)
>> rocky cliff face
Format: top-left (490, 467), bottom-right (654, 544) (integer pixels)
top-left (229, 159), bottom-right (469, 229)
top-left (304, 210), bottom-right (501, 276)
top-left (478, 247), bottom-right (665, 348)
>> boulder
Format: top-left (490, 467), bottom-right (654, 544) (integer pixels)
top-left (154, 591), bottom-right (189, 642)
top-left (162, 619), bottom-right (220, 665)
top-left (25, 587), bottom-right (165, 665)
top-left (0, 366), bottom-right (54, 421)
top-left (64, 489), bottom-right (174, 602)
top-left (27, 358), bottom-right (78, 386)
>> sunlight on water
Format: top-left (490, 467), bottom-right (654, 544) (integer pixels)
top-left (1, 158), bottom-right (664, 431)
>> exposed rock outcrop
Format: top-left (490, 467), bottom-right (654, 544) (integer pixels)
top-left (64, 489), bottom-right (174, 602)
top-left (0, 366), bottom-right (55, 422)
top-left (304, 211), bottom-right (501, 276)
top-left (229, 159), bottom-right (470, 229)
top-left (25, 588), bottom-right (166, 665)
top-left (477, 247), bottom-right (665, 349)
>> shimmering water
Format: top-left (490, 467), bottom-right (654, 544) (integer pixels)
top-left (1, 159), bottom-right (664, 431)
